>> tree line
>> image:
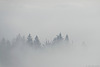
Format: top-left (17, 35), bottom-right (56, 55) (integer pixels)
top-left (0, 33), bottom-right (69, 48)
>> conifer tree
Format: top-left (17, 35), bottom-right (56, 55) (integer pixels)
top-left (27, 34), bottom-right (33, 45)
top-left (33, 35), bottom-right (41, 47)
top-left (65, 34), bottom-right (69, 41)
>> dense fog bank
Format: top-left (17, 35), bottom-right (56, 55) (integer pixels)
top-left (0, 0), bottom-right (100, 66)
top-left (0, 33), bottom-right (100, 67)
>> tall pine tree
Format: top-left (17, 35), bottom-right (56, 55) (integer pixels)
top-left (27, 34), bottom-right (33, 45)
top-left (33, 35), bottom-right (41, 48)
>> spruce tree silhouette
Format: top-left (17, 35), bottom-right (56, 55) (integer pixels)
top-left (33, 35), bottom-right (41, 48)
top-left (27, 34), bottom-right (33, 45)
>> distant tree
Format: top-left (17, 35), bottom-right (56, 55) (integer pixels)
top-left (0, 38), bottom-right (9, 49)
top-left (27, 34), bottom-right (33, 45)
top-left (65, 34), bottom-right (69, 41)
top-left (57, 33), bottom-right (63, 41)
top-left (52, 33), bottom-right (63, 44)
top-left (14, 34), bottom-right (26, 45)
top-left (33, 35), bottom-right (41, 47)
top-left (15, 34), bottom-right (22, 44)
top-left (0, 38), bottom-right (6, 45)
top-left (22, 36), bottom-right (26, 43)
top-left (64, 34), bottom-right (69, 44)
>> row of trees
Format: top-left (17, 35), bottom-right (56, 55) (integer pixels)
top-left (0, 33), bottom-right (69, 48)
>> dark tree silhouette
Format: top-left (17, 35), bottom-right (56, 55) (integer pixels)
top-left (52, 33), bottom-right (63, 45)
top-left (15, 34), bottom-right (23, 44)
top-left (65, 34), bottom-right (69, 41)
top-left (64, 34), bottom-right (69, 44)
top-left (0, 33), bottom-right (70, 49)
top-left (33, 35), bottom-right (41, 48)
top-left (57, 33), bottom-right (63, 41)
top-left (27, 34), bottom-right (33, 45)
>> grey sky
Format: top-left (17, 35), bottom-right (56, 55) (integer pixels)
top-left (0, 0), bottom-right (100, 43)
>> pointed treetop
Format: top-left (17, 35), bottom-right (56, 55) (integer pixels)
top-left (34, 35), bottom-right (41, 46)
top-left (28, 34), bottom-right (31, 37)
top-left (27, 34), bottom-right (33, 43)
top-left (35, 35), bottom-right (38, 39)
top-left (58, 33), bottom-right (63, 40)
top-left (65, 34), bottom-right (69, 41)
top-left (16, 34), bottom-right (22, 40)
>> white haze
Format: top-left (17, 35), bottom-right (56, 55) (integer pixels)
top-left (0, 0), bottom-right (100, 42)
top-left (0, 41), bottom-right (100, 67)
top-left (0, 0), bottom-right (100, 67)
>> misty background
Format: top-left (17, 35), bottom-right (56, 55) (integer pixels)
top-left (0, 0), bottom-right (100, 67)
top-left (0, 0), bottom-right (100, 43)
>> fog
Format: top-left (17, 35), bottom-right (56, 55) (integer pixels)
top-left (0, 33), bottom-right (100, 67)
top-left (0, 0), bottom-right (100, 67)
top-left (0, 0), bottom-right (100, 42)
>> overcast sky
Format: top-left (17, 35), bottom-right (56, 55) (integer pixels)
top-left (0, 0), bottom-right (100, 43)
